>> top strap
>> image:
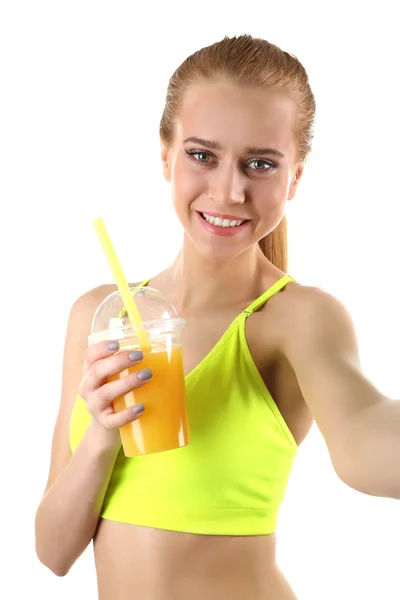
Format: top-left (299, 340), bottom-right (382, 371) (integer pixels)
top-left (138, 278), bottom-right (151, 287)
top-left (243, 275), bottom-right (296, 316)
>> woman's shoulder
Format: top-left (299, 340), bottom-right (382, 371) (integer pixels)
top-left (272, 278), bottom-right (341, 319)
top-left (269, 278), bottom-right (354, 354)
top-left (70, 284), bottom-right (116, 317)
top-left (281, 280), bottom-right (348, 319)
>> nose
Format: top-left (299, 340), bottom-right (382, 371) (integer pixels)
top-left (208, 163), bottom-right (246, 206)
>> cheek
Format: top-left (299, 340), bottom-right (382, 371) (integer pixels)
top-left (253, 176), bottom-right (288, 213)
top-left (171, 160), bottom-right (203, 206)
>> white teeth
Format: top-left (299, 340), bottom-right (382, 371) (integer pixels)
top-left (202, 213), bottom-right (245, 227)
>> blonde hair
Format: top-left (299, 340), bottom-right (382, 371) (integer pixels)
top-left (160, 34), bottom-right (316, 272)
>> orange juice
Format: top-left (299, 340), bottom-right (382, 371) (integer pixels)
top-left (108, 345), bottom-right (189, 456)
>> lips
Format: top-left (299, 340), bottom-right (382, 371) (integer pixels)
top-left (195, 210), bottom-right (251, 237)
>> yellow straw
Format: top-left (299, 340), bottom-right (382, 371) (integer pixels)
top-left (92, 217), bottom-right (151, 352)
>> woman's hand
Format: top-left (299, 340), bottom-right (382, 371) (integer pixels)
top-left (78, 340), bottom-right (152, 448)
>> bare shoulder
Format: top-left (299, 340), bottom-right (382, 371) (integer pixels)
top-left (282, 282), bottom-right (356, 330)
top-left (72, 283), bottom-right (117, 313)
top-left (274, 281), bottom-right (359, 362)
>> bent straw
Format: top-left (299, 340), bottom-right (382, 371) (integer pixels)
top-left (92, 217), bottom-right (151, 352)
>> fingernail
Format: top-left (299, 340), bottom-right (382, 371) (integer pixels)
top-left (133, 403), bottom-right (145, 414)
top-left (137, 368), bottom-right (153, 381)
top-left (129, 350), bottom-right (143, 361)
top-left (107, 341), bottom-right (119, 351)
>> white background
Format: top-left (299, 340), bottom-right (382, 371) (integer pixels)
top-left (1, 1), bottom-right (399, 599)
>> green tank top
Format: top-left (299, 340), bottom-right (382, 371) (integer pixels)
top-left (69, 274), bottom-right (298, 535)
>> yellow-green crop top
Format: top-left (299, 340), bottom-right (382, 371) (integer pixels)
top-left (70, 274), bottom-right (298, 536)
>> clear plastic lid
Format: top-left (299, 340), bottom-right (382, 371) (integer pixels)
top-left (88, 286), bottom-right (186, 345)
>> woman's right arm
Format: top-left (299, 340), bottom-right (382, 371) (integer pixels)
top-left (35, 286), bottom-right (149, 577)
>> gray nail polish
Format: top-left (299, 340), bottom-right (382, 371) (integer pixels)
top-left (133, 403), bottom-right (145, 414)
top-left (137, 368), bottom-right (153, 381)
top-left (107, 341), bottom-right (119, 351)
top-left (129, 350), bottom-right (143, 361)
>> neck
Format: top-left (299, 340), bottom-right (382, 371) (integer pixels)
top-left (160, 234), bottom-right (280, 313)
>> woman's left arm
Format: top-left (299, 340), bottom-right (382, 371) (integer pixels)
top-left (282, 286), bottom-right (400, 499)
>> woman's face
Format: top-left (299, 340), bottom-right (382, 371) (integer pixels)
top-left (162, 79), bottom-right (304, 261)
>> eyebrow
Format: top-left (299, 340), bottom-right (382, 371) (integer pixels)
top-left (182, 136), bottom-right (285, 159)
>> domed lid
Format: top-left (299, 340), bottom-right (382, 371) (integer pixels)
top-left (88, 286), bottom-right (186, 344)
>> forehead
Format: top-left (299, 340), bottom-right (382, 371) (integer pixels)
top-left (176, 80), bottom-right (298, 155)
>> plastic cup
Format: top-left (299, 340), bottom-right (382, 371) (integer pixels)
top-left (89, 285), bottom-right (189, 457)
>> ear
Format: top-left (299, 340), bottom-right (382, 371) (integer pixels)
top-left (160, 140), bottom-right (172, 183)
top-left (287, 149), bottom-right (311, 201)
top-left (287, 167), bottom-right (303, 201)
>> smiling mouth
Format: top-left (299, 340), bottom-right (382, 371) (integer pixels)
top-left (197, 211), bottom-right (250, 228)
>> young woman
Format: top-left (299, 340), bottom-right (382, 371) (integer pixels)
top-left (35, 34), bottom-right (400, 600)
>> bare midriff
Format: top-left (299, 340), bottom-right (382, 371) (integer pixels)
top-left (94, 520), bottom-right (298, 600)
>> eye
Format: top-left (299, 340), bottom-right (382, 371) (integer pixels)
top-left (247, 159), bottom-right (276, 172)
top-left (185, 150), bottom-right (214, 164)
top-left (185, 149), bottom-right (276, 173)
